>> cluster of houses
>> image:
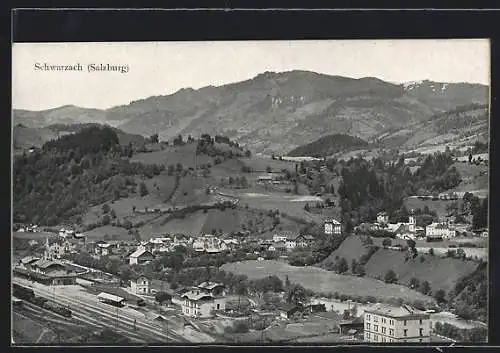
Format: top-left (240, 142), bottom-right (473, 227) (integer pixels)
top-left (263, 232), bottom-right (316, 253)
top-left (16, 224), bottom-right (41, 233)
top-left (14, 238), bottom-right (81, 285)
top-left (368, 211), bottom-right (480, 241)
top-left (256, 173), bottom-right (289, 185)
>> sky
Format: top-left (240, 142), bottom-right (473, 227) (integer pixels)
top-left (12, 39), bottom-right (490, 111)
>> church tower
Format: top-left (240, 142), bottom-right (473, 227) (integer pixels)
top-left (43, 237), bottom-right (51, 260)
top-left (409, 209), bottom-right (416, 233)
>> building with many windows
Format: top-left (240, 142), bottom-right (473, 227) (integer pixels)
top-left (181, 282), bottom-right (226, 318)
top-left (363, 304), bottom-right (431, 343)
top-left (324, 219), bottom-right (342, 235)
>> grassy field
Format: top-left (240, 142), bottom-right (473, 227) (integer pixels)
top-left (130, 143), bottom-right (213, 169)
top-left (137, 207), bottom-right (294, 238)
top-left (221, 260), bottom-right (434, 304)
top-left (364, 248), bottom-right (479, 294)
top-left (243, 156), bottom-right (298, 173)
top-left (12, 231), bottom-right (59, 241)
top-left (321, 235), bottom-right (368, 268)
top-left (221, 188), bottom-right (326, 224)
top-left (403, 197), bottom-right (464, 220)
top-left (325, 235), bottom-right (480, 294)
top-left (13, 312), bottom-right (59, 344)
top-left (83, 225), bottom-right (132, 241)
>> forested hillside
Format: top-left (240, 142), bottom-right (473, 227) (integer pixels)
top-left (13, 125), bottom-right (164, 226)
top-left (287, 134), bottom-right (369, 157)
top-left (337, 151), bottom-right (462, 227)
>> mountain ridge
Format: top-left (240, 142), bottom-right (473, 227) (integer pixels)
top-left (13, 70), bottom-right (488, 154)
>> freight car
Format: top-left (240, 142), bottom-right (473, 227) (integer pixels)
top-left (29, 296), bottom-right (48, 307)
top-left (42, 300), bottom-right (72, 318)
top-left (13, 283), bottom-right (35, 301)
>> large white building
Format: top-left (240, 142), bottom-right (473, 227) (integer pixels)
top-left (324, 219), bottom-right (342, 235)
top-left (364, 304), bottom-right (431, 343)
top-left (130, 276), bottom-right (151, 295)
top-left (426, 223), bottom-right (456, 239)
top-left (181, 282), bottom-right (226, 318)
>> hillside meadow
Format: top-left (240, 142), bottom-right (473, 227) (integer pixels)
top-left (221, 260), bottom-right (434, 304)
top-left (324, 235), bottom-right (479, 294)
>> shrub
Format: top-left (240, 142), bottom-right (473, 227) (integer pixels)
top-left (384, 270), bottom-right (398, 284)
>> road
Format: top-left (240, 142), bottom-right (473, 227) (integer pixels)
top-left (13, 277), bottom-right (192, 344)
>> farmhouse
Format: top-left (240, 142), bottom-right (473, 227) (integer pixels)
top-left (364, 304), bottom-right (430, 343)
top-left (377, 212), bottom-right (389, 224)
top-left (95, 242), bottom-right (116, 257)
top-left (181, 282), bottom-right (227, 318)
top-left (295, 234), bottom-right (315, 247)
top-left (129, 247), bottom-right (155, 265)
top-left (285, 237), bottom-right (297, 250)
top-left (324, 219), bottom-right (342, 235)
top-left (130, 275), bottom-right (151, 295)
top-left (425, 223), bottom-right (456, 239)
top-left (278, 304), bottom-right (302, 320)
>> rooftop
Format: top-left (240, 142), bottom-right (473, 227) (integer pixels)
top-left (181, 291), bottom-right (214, 301)
top-left (97, 292), bottom-right (125, 303)
top-left (365, 304), bottom-right (429, 318)
top-left (129, 248), bottom-right (153, 258)
top-left (197, 281), bottom-right (224, 290)
top-left (20, 256), bottom-right (40, 265)
top-left (32, 259), bottom-right (66, 270)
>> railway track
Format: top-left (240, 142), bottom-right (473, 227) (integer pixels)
top-left (13, 278), bottom-right (189, 343)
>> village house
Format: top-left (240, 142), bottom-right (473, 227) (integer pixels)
top-left (425, 223), bottom-right (456, 239)
top-left (58, 228), bottom-right (75, 239)
top-left (268, 242), bottom-right (286, 253)
top-left (324, 219), bottom-right (342, 235)
top-left (377, 212), bottom-right (389, 225)
top-left (129, 247), bottom-right (155, 265)
top-left (364, 304), bottom-right (431, 343)
top-left (295, 234), bottom-right (315, 248)
top-left (130, 275), bottom-right (151, 295)
top-left (95, 242), bottom-right (115, 257)
top-left (181, 282), bottom-right (227, 318)
top-left (273, 233), bottom-right (288, 243)
top-left (285, 237), bottom-right (297, 251)
top-left (277, 303), bottom-right (302, 320)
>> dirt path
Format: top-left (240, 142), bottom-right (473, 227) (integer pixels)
top-left (35, 328), bottom-right (51, 343)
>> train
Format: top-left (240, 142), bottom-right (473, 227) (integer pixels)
top-left (42, 300), bottom-right (72, 318)
top-left (13, 283), bottom-right (72, 318)
top-left (13, 283), bottom-right (35, 301)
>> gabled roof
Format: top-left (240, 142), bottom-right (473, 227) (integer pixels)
top-left (325, 219), bottom-right (341, 225)
top-left (181, 291), bottom-right (214, 301)
top-left (197, 282), bottom-right (224, 290)
top-left (130, 248), bottom-right (153, 258)
top-left (97, 292), bottom-right (125, 303)
top-left (21, 256), bottom-right (40, 265)
top-left (365, 304), bottom-right (428, 318)
top-left (32, 259), bottom-right (66, 269)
